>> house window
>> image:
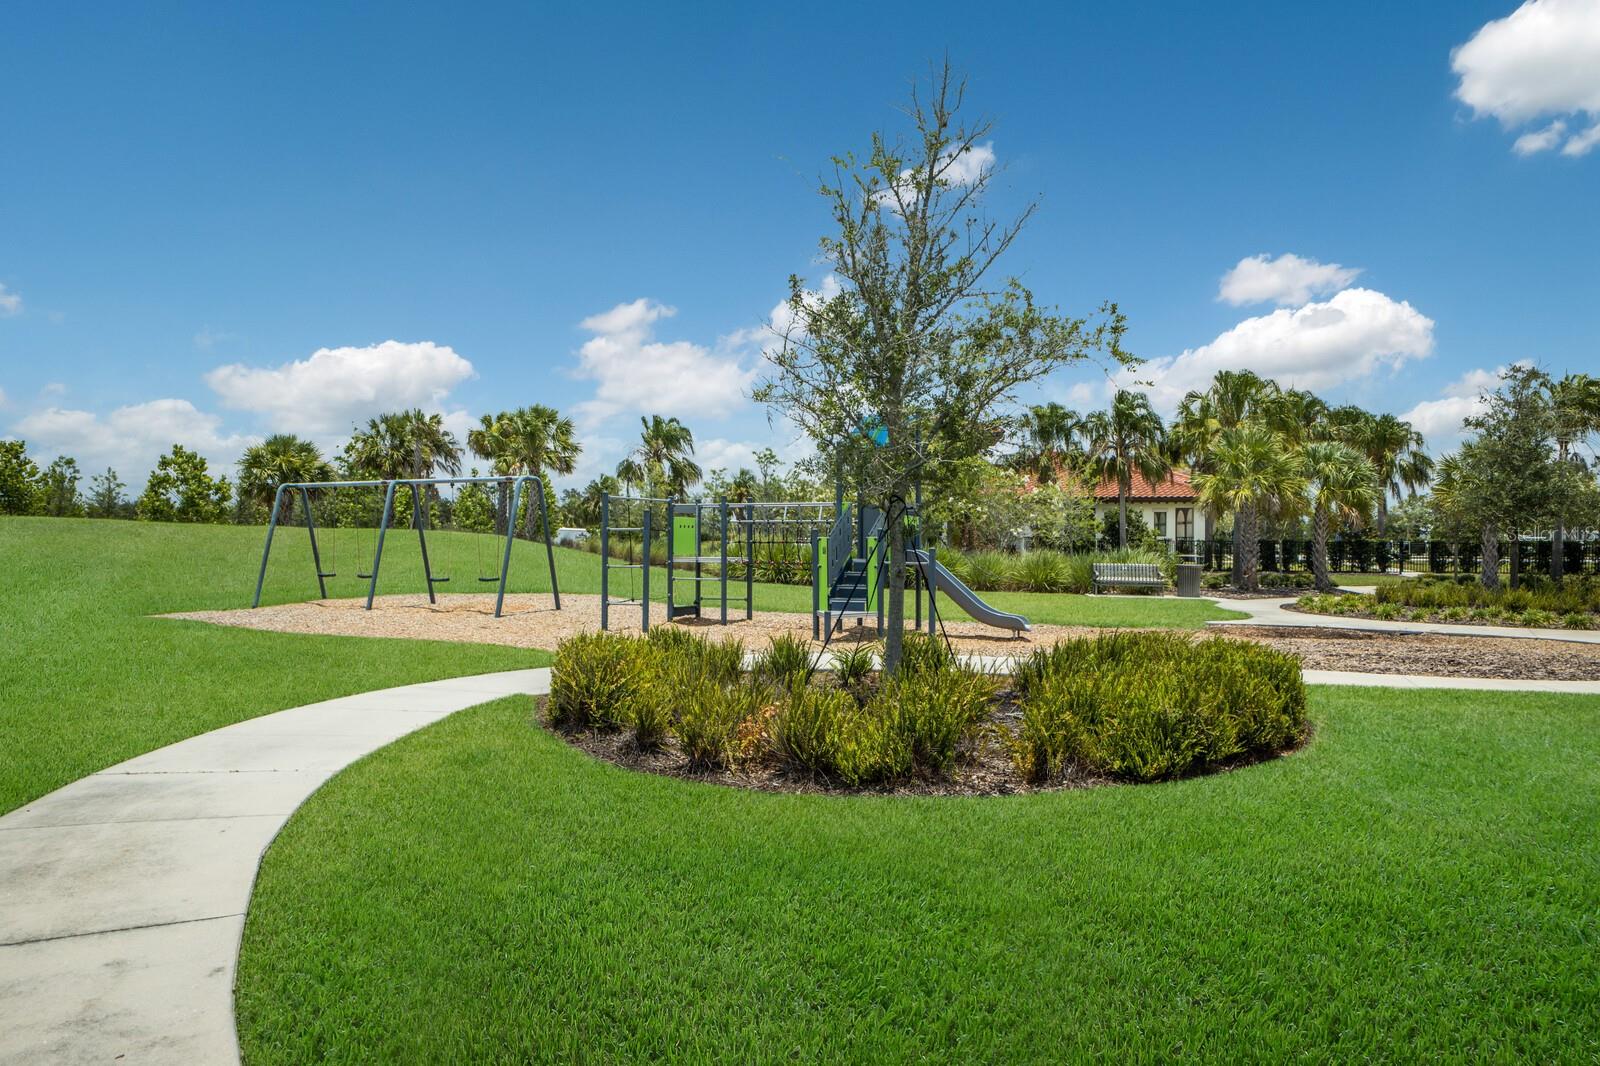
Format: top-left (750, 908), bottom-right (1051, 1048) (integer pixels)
top-left (1175, 508), bottom-right (1193, 540)
top-left (1153, 511), bottom-right (1168, 536)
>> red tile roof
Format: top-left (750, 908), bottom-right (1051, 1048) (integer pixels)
top-left (1091, 468), bottom-right (1197, 502)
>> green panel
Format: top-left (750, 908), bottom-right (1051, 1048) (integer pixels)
top-left (672, 514), bottom-right (697, 558)
top-left (866, 536), bottom-right (878, 610)
top-left (816, 539), bottom-right (828, 593)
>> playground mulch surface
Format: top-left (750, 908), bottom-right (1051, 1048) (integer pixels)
top-left (165, 593), bottom-right (1600, 682)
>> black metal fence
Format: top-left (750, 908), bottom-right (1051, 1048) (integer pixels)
top-left (1097, 537), bottom-right (1600, 576)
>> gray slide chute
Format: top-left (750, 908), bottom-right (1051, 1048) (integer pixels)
top-left (909, 550), bottom-right (1031, 633)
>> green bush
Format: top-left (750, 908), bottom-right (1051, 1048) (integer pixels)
top-left (876, 664), bottom-right (995, 774)
top-left (898, 631), bottom-right (957, 677)
top-left (1009, 550), bottom-right (1070, 592)
top-left (675, 679), bottom-right (767, 769)
top-left (770, 684), bottom-right (851, 774)
top-left (830, 644), bottom-right (877, 691)
top-left (963, 551), bottom-right (1013, 593)
top-left (756, 633), bottom-right (813, 686)
top-left (547, 632), bottom-right (654, 730)
top-left (1561, 611), bottom-right (1593, 630)
top-left (1013, 632), bottom-right (1306, 783)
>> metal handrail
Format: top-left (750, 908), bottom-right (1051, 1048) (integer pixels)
top-left (824, 503), bottom-right (854, 590)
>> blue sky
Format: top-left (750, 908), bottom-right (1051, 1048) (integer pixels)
top-left (2, 1), bottom-right (1597, 490)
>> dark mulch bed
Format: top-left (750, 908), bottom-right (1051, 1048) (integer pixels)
top-left (1222, 624), bottom-right (1600, 681)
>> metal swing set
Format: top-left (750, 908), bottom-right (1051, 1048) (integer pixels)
top-left (251, 474), bottom-right (561, 619)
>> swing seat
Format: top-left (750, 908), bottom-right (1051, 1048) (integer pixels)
top-left (357, 570), bottom-right (374, 579)
top-left (477, 575), bottom-right (501, 583)
top-left (317, 570), bottom-right (337, 578)
top-left (428, 575), bottom-right (451, 584)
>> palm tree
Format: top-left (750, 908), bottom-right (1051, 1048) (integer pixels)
top-left (494, 405), bottom-right (580, 538)
top-left (1193, 424), bottom-right (1307, 591)
top-left (1170, 370), bottom-right (1280, 559)
top-left (1084, 390), bottom-right (1171, 550)
top-left (1337, 410), bottom-right (1433, 536)
top-left (1301, 441), bottom-right (1379, 592)
top-left (1547, 373), bottom-right (1600, 579)
top-left (237, 434), bottom-right (333, 523)
top-left (468, 413), bottom-right (516, 534)
top-left (614, 457), bottom-right (647, 497)
top-left (345, 409), bottom-right (461, 526)
top-left (630, 415), bottom-right (701, 498)
top-left (1009, 402), bottom-right (1085, 485)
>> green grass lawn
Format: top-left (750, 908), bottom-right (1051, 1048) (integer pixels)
top-left (236, 688), bottom-right (1600, 1062)
top-left (0, 517), bottom-right (546, 813)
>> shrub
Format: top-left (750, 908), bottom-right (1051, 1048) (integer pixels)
top-left (1013, 633), bottom-right (1305, 784)
top-left (830, 644), bottom-right (877, 691)
top-left (547, 632), bottom-right (653, 730)
top-left (769, 684), bottom-right (851, 774)
top-left (756, 633), bottom-right (813, 686)
top-left (1009, 550), bottom-right (1070, 592)
top-left (676, 679), bottom-right (768, 769)
top-left (877, 664), bottom-right (995, 774)
top-left (898, 631), bottom-right (957, 677)
top-left (1561, 612), bottom-right (1593, 630)
top-left (963, 551), bottom-right (1013, 593)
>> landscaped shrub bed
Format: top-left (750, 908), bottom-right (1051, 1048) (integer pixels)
top-left (940, 547), bottom-right (1176, 594)
top-left (1296, 576), bottom-right (1600, 629)
top-left (544, 628), bottom-right (1307, 793)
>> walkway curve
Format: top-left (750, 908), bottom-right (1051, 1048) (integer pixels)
top-left (1203, 594), bottom-right (1600, 645)
top-left (0, 668), bottom-right (551, 1066)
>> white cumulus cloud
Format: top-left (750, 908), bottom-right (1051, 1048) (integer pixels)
top-left (572, 299), bottom-right (758, 428)
top-left (205, 340), bottom-right (475, 437)
top-left (1128, 288), bottom-right (1435, 411)
top-left (1452, 0), bottom-right (1600, 156)
top-left (13, 398), bottom-right (255, 488)
top-left (1218, 253), bottom-right (1362, 307)
top-left (1399, 364), bottom-right (1531, 450)
top-left (0, 283), bottom-right (22, 316)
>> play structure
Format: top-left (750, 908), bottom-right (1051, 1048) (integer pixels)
top-left (597, 486), bottom-right (1029, 640)
top-left (599, 494), bottom-right (835, 631)
top-left (251, 474), bottom-right (560, 618)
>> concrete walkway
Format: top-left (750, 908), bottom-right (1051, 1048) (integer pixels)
top-left (0, 668), bottom-right (551, 1066)
top-left (1205, 594), bottom-right (1600, 645)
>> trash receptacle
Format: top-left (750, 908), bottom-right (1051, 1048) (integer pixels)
top-left (1176, 563), bottom-right (1202, 597)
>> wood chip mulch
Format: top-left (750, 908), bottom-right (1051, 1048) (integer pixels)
top-left (163, 593), bottom-right (1600, 682)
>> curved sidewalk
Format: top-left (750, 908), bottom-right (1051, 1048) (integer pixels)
top-left (1205, 594), bottom-right (1600, 645)
top-left (0, 668), bottom-right (551, 1066)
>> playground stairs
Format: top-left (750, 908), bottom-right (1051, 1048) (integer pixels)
top-left (825, 556), bottom-right (875, 618)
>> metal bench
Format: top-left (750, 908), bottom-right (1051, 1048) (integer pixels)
top-left (1091, 562), bottom-right (1165, 594)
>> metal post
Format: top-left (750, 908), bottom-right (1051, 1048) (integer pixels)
top-left (641, 508), bottom-right (652, 632)
top-left (495, 477), bottom-right (519, 619)
top-left (694, 504), bottom-right (703, 617)
top-left (811, 530), bottom-right (821, 640)
top-left (720, 499), bottom-right (729, 626)
top-left (745, 505), bottom-right (754, 621)
top-left (412, 482), bottom-right (437, 605)
top-left (300, 487), bottom-right (329, 599)
top-left (252, 485), bottom-right (289, 608)
top-left (666, 496), bottom-right (675, 621)
top-left (366, 481), bottom-right (398, 610)
top-left (600, 492), bottom-right (610, 631)
top-left (533, 476), bottom-right (560, 610)
top-left (927, 546), bottom-right (937, 636)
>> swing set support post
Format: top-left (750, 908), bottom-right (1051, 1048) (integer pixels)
top-left (251, 485), bottom-right (289, 608)
top-left (719, 499), bottom-right (729, 626)
top-left (366, 481), bottom-right (399, 610)
top-left (411, 482), bottom-right (437, 605)
top-left (745, 505), bottom-right (754, 621)
top-left (299, 487), bottom-right (330, 599)
top-left (535, 475), bottom-right (560, 612)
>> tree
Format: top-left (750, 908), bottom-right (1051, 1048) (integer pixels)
top-left (345, 409), bottom-right (462, 528)
top-left (490, 406), bottom-right (580, 538)
top-left (86, 468), bottom-right (127, 518)
top-left (1300, 441), bottom-right (1379, 592)
top-left (1336, 410), bottom-right (1433, 536)
top-left (1546, 372), bottom-right (1600, 579)
top-left (754, 447), bottom-right (782, 500)
top-left (136, 444), bottom-right (232, 523)
top-left (1084, 391), bottom-right (1170, 550)
top-left (467, 413), bottom-right (516, 533)
top-left (237, 434), bottom-right (333, 523)
top-left (628, 415), bottom-right (701, 499)
top-left (1008, 402), bottom-right (1085, 485)
top-left (38, 456), bottom-right (85, 517)
top-left (0, 439), bottom-right (42, 515)
top-left (756, 63), bottom-right (1130, 672)
top-left (1192, 424), bottom-right (1306, 591)
top-left (1170, 370), bottom-right (1279, 561)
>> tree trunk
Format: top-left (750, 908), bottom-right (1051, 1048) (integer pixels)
top-left (1376, 492), bottom-right (1389, 537)
top-left (1508, 535), bottom-right (1521, 589)
top-left (496, 482), bottom-right (509, 537)
top-left (1118, 484), bottom-right (1129, 550)
top-left (1311, 505), bottom-right (1333, 592)
top-left (1552, 520), bottom-right (1565, 581)
top-left (1240, 502), bottom-right (1260, 591)
top-left (883, 497), bottom-right (908, 675)
top-left (1480, 523), bottom-right (1499, 590)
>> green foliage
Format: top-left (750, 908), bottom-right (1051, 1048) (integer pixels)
top-left (675, 679), bottom-right (768, 769)
top-left (874, 664), bottom-right (995, 774)
top-left (943, 547), bottom-right (1174, 594)
top-left (136, 444), bottom-right (233, 523)
top-left (0, 439), bottom-right (42, 515)
top-left (1013, 632), bottom-right (1306, 783)
top-left (830, 643), bottom-right (877, 690)
top-left (451, 482), bottom-right (497, 534)
top-left (85, 467), bottom-right (129, 519)
top-left (755, 633), bottom-right (813, 686)
top-left (547, 632), bottom-right (654, 730)
top-left (897, 631), bottom-right (957, 676)
top-left (37, 456), bottom-right (85, 516)
top-left (769, 684), bottom-right (852, 775)
top-left (1299, 578), bottom-right (1600, 628)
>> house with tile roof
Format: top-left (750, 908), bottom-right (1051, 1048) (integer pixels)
top-left (1090, 468), bottom-right (1201, 546)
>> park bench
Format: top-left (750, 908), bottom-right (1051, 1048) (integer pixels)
top-left (1091, 562), bottom-right (1165, 594)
